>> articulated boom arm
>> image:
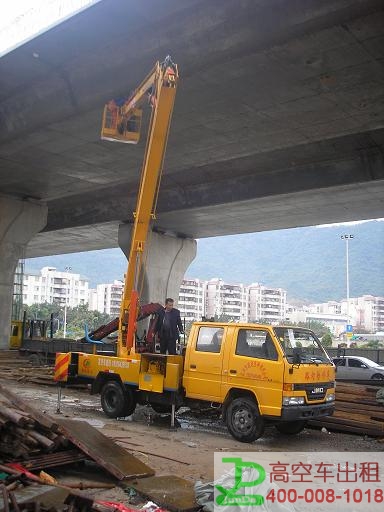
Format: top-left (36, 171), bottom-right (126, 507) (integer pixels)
top-left (101, 57), bottom-right (178, 357)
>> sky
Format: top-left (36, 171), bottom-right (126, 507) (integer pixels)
top-left (0, 0), bottom-right (100, 57)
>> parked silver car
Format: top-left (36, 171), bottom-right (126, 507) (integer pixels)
top-left (333, 356), bottom-right (384, 380)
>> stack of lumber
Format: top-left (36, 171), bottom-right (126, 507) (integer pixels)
top-left (0, 395), bottom-right (69, 461)
top-left (309, 381), bottom-right (384, 437)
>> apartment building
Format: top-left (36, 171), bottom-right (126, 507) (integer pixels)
top-left (23, 267), bottom-right (89, 307)
top-left (205, 278), bottom-right (248, 322)
top-left (248, 283), bottom-right (286, 324)
top-left (341, 295), bottom-right (384, 333)
top-left (179, 278), bottom-right (286, 324)
top-left (178, 278), bottom-right (205, 322)
top-left (303, 301), bottom-right (348, 336)
top-left (286, 303), bottom-right (349, 336)
top-left (289, 296), bottom-right (384, 335)
top-left (309, 301), bottom-right (342, 316)
top-left (92, 280), bottom-right (124, 316)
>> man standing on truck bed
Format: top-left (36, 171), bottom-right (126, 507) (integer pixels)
top-left (154, 298), bottom-right (184, 355)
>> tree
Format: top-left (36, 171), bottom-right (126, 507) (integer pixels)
top-left (23, 302), bottom-right (61, 321)
top-left (297, 320), bottom-right (331, 338)
top-left (279, 320), bottom-right (331, 338)
top-left (321, 333), bottom-right (333, 347)
top-left (23, 303), bottom-right (113, 339)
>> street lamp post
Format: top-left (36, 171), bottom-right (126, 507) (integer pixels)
top-left (63, 266), bottom-right (72, 338)
top-left (340, 235), bottom-right (353, 342)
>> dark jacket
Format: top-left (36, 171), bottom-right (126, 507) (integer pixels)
top-left (155, 307), bottom-right (183, 341)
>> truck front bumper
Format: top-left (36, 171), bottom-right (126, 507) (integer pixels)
top-left (281, 402), bottom-right (335, 421)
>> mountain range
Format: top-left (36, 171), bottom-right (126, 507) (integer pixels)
top-left (25, 219), bottom-right (384, 304)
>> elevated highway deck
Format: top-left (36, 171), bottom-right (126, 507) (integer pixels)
top-left (0, 0), bottom-right (383, 256)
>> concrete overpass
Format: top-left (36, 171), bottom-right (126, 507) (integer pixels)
top-left (1, 0), bottom-right (384, 346)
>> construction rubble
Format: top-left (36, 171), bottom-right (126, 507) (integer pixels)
top-left (0, 383), bottom-right (198, 512)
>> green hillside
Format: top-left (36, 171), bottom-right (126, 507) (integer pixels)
top-left (25, 220), bottom-right (384, 303)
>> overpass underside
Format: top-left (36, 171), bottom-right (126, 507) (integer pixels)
top-left (0, 0), bottom-right (382, 258)
top-left (1, 0), bottom-right (384, 348)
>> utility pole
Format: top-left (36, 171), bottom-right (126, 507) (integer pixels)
top-left (63, 266), bottom-right (72, 338)
top-left (340, 235), bottom-right (353, 343)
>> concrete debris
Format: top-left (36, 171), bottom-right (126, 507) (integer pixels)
top-left (181, 442), bottom-right (197, 448)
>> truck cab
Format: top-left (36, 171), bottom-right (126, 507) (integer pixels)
top-left (182, 322), bottom-right (335, 442)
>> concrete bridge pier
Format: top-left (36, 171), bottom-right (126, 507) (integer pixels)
top-left (0, 197), bottom-right (47, 349)
top-left (118, 224), bottom-right (197, 306)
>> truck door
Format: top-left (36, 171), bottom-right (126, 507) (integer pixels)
top-left (183, 326), bottom-right (225, 401)
top-left (223, 328), bottom-right (284, 417)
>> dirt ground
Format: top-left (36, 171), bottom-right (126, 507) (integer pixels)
top-left (3, 378), bottom-right (384, 488)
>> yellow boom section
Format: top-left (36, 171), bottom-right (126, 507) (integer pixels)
top-left (101, 57), bottom-right (178, 357)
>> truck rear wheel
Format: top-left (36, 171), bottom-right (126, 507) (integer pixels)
top-left (226, 397), bottom-right (264, 443)
top-left (101, 381), bottom-right (136, 418)
top-left (275, 420), bottom-right (307, 435)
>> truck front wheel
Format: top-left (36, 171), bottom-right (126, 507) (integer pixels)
top-left (101, 381), bottom-right (136, 418)
top-left (226, 397), bottom-right (264, 443)
top-left (275, 420), bottom-right (307, 435)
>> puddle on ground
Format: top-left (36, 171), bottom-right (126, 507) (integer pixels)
top-left (67, 417), bottom-right (106, 428)
top-left (128, 405), bottom-right (229, 436)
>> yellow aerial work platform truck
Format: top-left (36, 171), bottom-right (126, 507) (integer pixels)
top-left (55, 57), bottom-right (335, 442)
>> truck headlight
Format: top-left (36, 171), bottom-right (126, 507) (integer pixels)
top-left (326, 393), bottom-right (335, 402)
top-left (282, 396), bottom-right (305, 406)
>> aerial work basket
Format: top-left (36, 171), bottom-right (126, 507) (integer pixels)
top-left (101, 102), bottom-right (142, 143)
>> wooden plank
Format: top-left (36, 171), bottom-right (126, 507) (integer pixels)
top-left (334, 392), bottom-right (378, 405)
top-left (56, 418), bottom-right (154, 480)
top-left (131, 475), bottom-right (199, 512)
top-left (332, 410), bottom-right (384, 427)
top-left (336, 403), bottom-right (384, 420)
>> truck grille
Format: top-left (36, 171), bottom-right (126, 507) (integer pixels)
top-left (293, 382), bottom-right (334, 401)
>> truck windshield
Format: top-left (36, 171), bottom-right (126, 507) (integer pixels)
top-left (273, 327), bottom-right (332, 365)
